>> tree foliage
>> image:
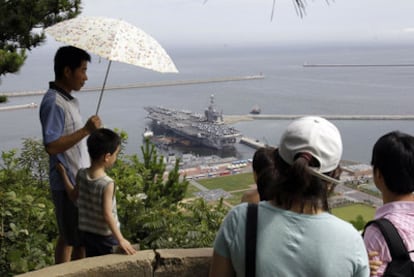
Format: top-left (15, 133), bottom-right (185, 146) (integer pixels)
top-left (0, 0), bottom-right (82, 77)
top-left (0, 135), bottom-right (227, 275)
top-left (115, 139), bottom-right (193, 247)
top-left (139, 198), bottom-right (228, 249)
top-left (140, 140), bottom-right (188, 208)
top-left (350, 214), bottom-right (367, 231)
top-left (0, 140), bottom-right (55, 276)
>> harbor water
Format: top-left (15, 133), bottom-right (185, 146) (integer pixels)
top-left (1, 43), bottom-right (413, 164)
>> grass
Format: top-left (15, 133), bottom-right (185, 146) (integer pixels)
top-left (185, 174), bottom-right (378, 226)
top-left (185, 184), bottom-right (201, 198)
top-left (331, 203), bottom-right (376, 222)
top-left (185, 173), bottom-right (254, 205)
top-left (198, 172), bottom-right (254, 191)
top-left (225, 190), bottom-right (246, 206)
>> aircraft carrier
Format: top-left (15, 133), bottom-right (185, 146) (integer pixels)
top-left (144, 95), bottom-right (242, 150)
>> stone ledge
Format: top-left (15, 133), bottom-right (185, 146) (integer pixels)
top-left (16, 248), bottom-right (213, 277)
top-left (154, 248), bottom-right (212, 277)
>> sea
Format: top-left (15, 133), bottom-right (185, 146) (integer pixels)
top-left (1, 42), bottom-right (414, 164)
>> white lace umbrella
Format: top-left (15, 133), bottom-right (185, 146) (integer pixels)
top-left (45, 16), bottom-right (178, 114)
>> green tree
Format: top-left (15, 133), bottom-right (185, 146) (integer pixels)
top-left (112, 139), bottom-right (228, 251)
top-left (0, 0), bottom-right (82, 77)
top-left (0, 145), bottom-right (55, 276)
top-left (114, 139), bottom-right (190, 245)
top-left (140, 139), bottom-right (188, 208)
top-left (110, 153), bottom-right (146, 242)
top-left (350, 214), bottom-right (367, 231)
top-left (18, 138), bottom-right (49, 188)
top-left (139, 198), bottom-right (228, 249)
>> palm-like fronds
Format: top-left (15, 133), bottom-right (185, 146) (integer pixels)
top-left (203, 0), bottom-right (335, 20)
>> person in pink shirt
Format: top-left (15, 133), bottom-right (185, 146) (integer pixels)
top-left (363, 131), bottom-right (414, 276)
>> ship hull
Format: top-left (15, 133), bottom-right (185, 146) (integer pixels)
top-left (149, 121), bottom-right (239, 150)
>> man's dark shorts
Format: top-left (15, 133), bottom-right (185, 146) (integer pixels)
top-left (51, 190), bottom-right (82, 247)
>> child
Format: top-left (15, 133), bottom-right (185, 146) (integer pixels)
top-left (57, 128), bottom-right (136, 257)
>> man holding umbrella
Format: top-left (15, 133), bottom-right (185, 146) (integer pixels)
top-left (39, 46), bottom-right (101, 263)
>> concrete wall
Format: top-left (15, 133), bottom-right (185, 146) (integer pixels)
top-left (16, 248), bottom-right (213, 277)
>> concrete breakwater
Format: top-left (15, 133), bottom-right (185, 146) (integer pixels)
top-left (303, 63), bottom-right (414, 67)
top-left (224, 114), bottom-right (414, 124)
top-left (2, 102), bottom-right (414, 122)
top-left (0, 102), bottom-right (38, 111)
top-left (0, 74), bottom-right (265, 97)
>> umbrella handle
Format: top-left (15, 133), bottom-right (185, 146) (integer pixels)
top-left (95, 60), bottom-right (112, 115)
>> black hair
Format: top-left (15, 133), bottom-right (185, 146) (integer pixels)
top-left (371, 131), bottom-right (414, 194)
top-left (267, 149), bottom-right (340, 213)
top-left (54, 46), bottom-right (91, 80)
top-left (253, 147), bottom-right (276, 174)
top-left (252, 147), bottom-right (276, 200)
top-left (256, 166), bottom-right (278, 201)
top-left (87, 128), bottom-right (121, 161)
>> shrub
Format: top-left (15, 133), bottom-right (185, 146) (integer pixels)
top-left (0, 137), bottom-right (227, 276)
top-left (0, 143), bottom-right (55, 276)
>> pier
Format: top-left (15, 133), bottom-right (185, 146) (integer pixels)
top-left (240, 137), bottom-right (266, 149)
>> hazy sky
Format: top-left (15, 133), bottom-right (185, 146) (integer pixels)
top-left (75, 0), bottom-right (414, 47)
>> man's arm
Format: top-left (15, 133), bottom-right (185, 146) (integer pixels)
top-left (45, 115), bottom-right (101, 155)
top-left (56, 163), bottom-right (79, 202)
top-left (102, 182), bottom-right (136, 255)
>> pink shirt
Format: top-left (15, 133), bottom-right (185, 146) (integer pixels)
top-left (363, 201), bottom-right (414, 276)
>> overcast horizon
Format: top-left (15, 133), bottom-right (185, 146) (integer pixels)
top-left (72, 0), bottom-right (414, 48)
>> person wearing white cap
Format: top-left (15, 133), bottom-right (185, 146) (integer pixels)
top-left (210, 116), bottom-right (369, 277)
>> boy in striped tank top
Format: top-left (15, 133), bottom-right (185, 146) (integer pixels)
top-left (57, 128), bottom-right (136, 257)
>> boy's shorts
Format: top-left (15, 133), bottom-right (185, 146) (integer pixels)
top-left (82, 231), bottom-right (118, 257)
top-left (51, 190), bottom-right (82, 247)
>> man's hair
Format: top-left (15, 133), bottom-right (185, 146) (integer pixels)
top-left (87, 128), bottom-right (121, 161)
top-left (54, 46), bottom-right (91, 80)
top-left (371, 131), bottom-right (414, 194)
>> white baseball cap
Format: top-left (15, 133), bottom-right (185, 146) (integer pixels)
top-left (278, 116), bottom-right (343, 184)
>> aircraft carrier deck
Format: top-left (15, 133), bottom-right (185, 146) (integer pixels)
top-left (144, 95), bottom-right (242, 150)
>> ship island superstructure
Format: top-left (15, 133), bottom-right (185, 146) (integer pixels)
top-left (144, 95), bottom-right (242, 150)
